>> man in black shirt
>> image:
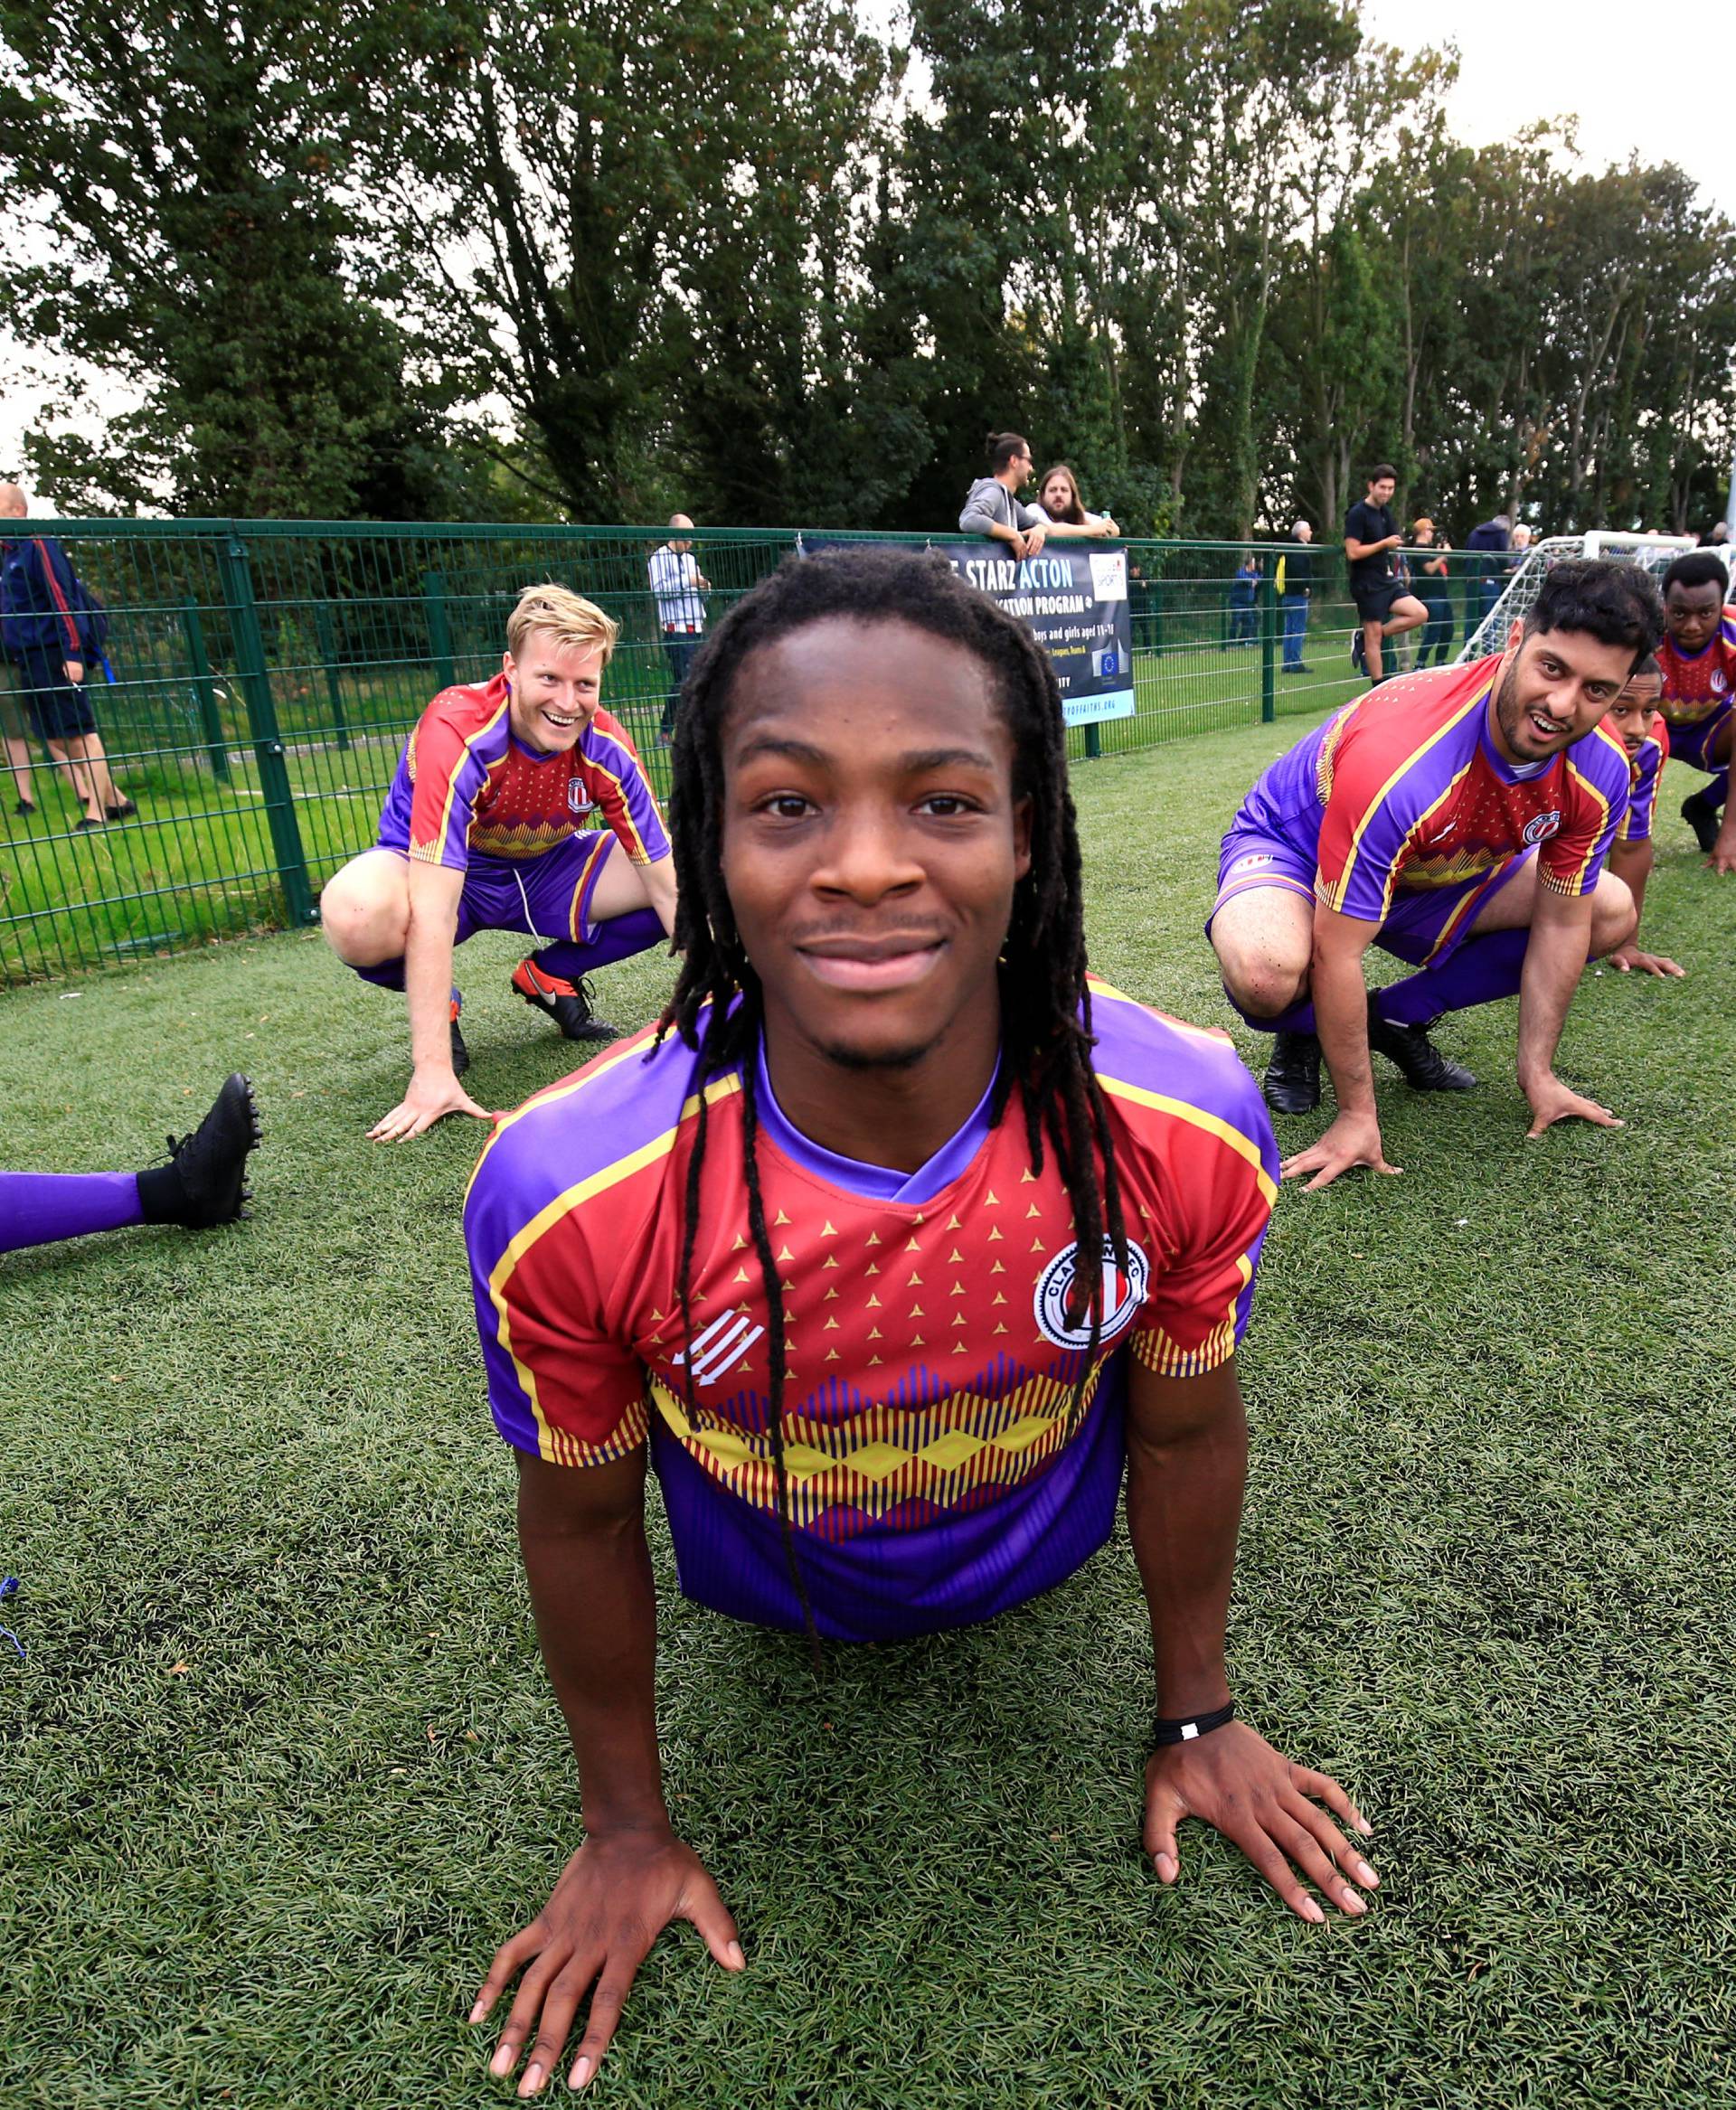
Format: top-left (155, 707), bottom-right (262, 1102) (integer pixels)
top-left (1344, 466), bottom-right (1425, 683)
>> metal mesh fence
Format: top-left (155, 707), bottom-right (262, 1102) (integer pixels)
top-left (0, 520), bottom-right (1505, 984)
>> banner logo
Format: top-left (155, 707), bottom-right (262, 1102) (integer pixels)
top-left (1033, 1237), bottom-right (1150, 1352)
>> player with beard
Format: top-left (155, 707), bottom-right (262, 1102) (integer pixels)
top-left (1208, 560), bottom-right (1662, 1190)
top-left (463, 547), bottom-right (1376, 2096)
top-left (1655, 552), bottom-right (1736, 870)
top-left (320, 586), bottom-right (675, 1140)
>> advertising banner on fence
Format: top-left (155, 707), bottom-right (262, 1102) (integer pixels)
top-left (943, 545), bottom-right (1135, 727)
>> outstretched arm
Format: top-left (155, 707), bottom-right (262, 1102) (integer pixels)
top-left (1127, 1360), bottom-right (1375, 1921)
top-left (1607, 840), bottom-right (1681, 976)
top-left (472, 1450), bottom-right (742, 2096)
top-left (369, 860), bottom-right (488, 1140)
top-left (1280, 903), bottom-right (1400, 1190)
top-left (1517, 885), bottom-right (1620, 1135)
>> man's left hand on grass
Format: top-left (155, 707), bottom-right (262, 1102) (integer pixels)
top-left (1142, 1721), bottom-right (1376, 1923)
top-left (1609, 943), bottom-right (1684, 977)
top-left (1706, 825), bottom-right (1736, 877)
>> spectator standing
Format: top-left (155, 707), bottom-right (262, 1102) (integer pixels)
top-left (1027, 463), bottom-right (1119, 539)
top-left (0, 484), bottom-right (133, 828)
top-left (2, 655), bottom-right (37, 814)
top-left (1462, 511), bottom-right (1512, 641)
top-left (1343, 466), bottom-right (1426, 683)
top-left (1278, 521), bottom-right (1314, 672)
top-left (1225, 551), bottom-right (1260, 647)
top-left (958, 434), bottom-right (1048, 557)
top-left (1410, 519), bottom-right (1457, 668)
top-left (647, 516), bottom-right (710, 744)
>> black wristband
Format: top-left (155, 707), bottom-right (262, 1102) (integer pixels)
top-left (1151, 1700), bottom-right (1235, 1747)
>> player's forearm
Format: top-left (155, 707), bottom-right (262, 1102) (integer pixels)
top-left (1515, 900), bottom-right (1591, 1088)
top-left (1125, 1369), bottom-right (1247, 1716)
top-left (1311, 941), bottom-right (1377, 1116)
top-left (1609, 842), bottom-right (1651, 928)
top-left (403, 890), bottom-right (459, 1076)
top-left (641, 854), bottom-right (678, 941)
top-left (517, 1461), bottom-right (667, 1832)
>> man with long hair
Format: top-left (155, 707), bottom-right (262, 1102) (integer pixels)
top-left (464, 547), bottom-right (1374, 2096)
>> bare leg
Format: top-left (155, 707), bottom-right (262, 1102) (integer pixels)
top-left (1208, 884), bottom-right (1315, 1021)
top-left (63, 733), bottom-right (122, 815)
top-left (1375, 595), bottom-right (1428, 680)
top-left (320, 847), bottom-right (413, 966)
top-left (4, 736), bottom-right (33, 806)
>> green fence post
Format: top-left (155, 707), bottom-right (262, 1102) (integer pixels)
top-left (1083, 719), bottom-right (1102, 759)
top-left (313, 602), bottom-right (352, 752)
top-left (181, 603), bottom-right (231, 782)
top-left (423, 570), bottom-right (456, 691)
top-left (218, 532), bottom-right (317, 927)
top-left (1259, 560), bottom-right (1277, 722)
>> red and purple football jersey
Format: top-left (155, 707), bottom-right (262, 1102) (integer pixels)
top-left (1617, 716), bottom-right (1667, 844)
top-left (375, 674), bottom-right (668, 870)
top-left (1656, 612), bottom-right (1736, 770)
top-left (465, 982), bottom-right (1278, 1643)
top-left (1233, 656), bottom-right (1629, 931)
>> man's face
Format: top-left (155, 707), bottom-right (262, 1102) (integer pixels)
top-left (503, 633), bottom-right (605, 754)
top-left (1493, 626), bottom-right (1636, 765)
top-left (1012, 447), bottom-right (1034, 486)
top-left (1297, 523), bottom-right (1312, 543)
top-left (1369, 477), bottom-right (1395, 506)
top-left (1665, 579), bottom-right (1723, 655)
top-left (1607, 674), bottom-right (1662, 757)
top-left (1040, 470), bottom-right (1074, 514)
top-left (719, 617), bottom-right (1032, 1073)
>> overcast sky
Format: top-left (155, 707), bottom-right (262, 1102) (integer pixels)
top-left (5, 2), bottom-right (1729, 489)
top-left (1358, 0), bottom-right (1736, 221)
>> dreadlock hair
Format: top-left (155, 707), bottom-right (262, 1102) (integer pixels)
top-left (656, 544), bottom-right (1130, 1647)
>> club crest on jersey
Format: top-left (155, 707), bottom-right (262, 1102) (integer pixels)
top-left (568, 782), bottom-right (593, 815)
top-left (1522, 810), bottom-right (1561, 845)
top-left (1712, 671), bottom-right (1729, 696)
top-left (1033, 1235), bottom-right (1151, 1352)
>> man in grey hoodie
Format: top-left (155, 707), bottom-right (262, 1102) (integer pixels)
top-left (958, 434), bottom-right (1049, 557)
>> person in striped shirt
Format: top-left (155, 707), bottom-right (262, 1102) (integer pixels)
top-left (320, 585), bottom-right (676, 1140)
top-left (1208, 560), bottom-right (1663, 1188)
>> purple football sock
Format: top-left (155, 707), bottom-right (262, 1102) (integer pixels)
top-left (533, 909), bottom-right (665, 982)
top-left (1, 1170), bottom-right (146, 1255)
top-left (351, 956), bottom-right (407, 993)
top-left (1374, 928), bottom-right (1529, 1030)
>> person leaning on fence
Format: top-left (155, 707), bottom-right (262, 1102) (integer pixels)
top-left (1462, 512), bottom-right (1512, 641)
top-left (958, 434), bottom-right (1048, 558)
top-left (0, 483), bottom-right (134, 828)
top-left (318, 584), bottom-right (676, 1142)
top-left (1028, 463), bottom-right (1118, 540)
top-left (1409, 520), bottom-right (1456, 669)
top-left (1278, 523), bottom-right (1314, 672)
top-left (647, 517), bottom-right (711, 745)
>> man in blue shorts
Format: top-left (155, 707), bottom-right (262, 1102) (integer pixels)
top-left (320, 585), bottom-right (675, 1140)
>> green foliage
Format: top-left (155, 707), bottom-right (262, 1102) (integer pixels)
top-left (2, 0), bottom-right (1732, 534)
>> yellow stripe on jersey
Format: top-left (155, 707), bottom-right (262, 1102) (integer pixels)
top-left (421, 696), bottom-right (511, 865)
top-left (585, 743), bottom-right (656, 863)
top-left (478, 1071), bottom-right (741, 1462)
top-left (1132, 1252), bottom-right (1254, 1377)
top-left (1095, 1075), bottom-right (1278, 1206)
top-left (1556, 730), bottom-right (1620, 894)
top-left (1325, 685), bottom-right (1491, 914)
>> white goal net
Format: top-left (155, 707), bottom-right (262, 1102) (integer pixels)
top-left (1454, 532), bottom-right (1697, 663)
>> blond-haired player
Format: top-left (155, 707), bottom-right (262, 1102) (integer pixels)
top-left (321, 585), bottom-right (677, 1139)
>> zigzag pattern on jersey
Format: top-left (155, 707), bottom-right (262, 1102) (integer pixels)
top-left (646, 1353), bottom-right (1114, 1537)
top-left (467, 816), bottom-right (586, 860)
top-left (1392, 843), bottom-right (1513, 890)
top-left (1659, 615), bottom-right (1736, 725)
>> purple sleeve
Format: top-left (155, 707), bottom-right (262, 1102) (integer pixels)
top-left (582, 720), bottom-right (670, 864)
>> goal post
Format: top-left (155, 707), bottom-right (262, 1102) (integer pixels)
top-left (1454, 532), bottom-right (1697, 663)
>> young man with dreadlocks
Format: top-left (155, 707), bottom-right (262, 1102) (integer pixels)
top-left (463, 547), bottom-right (1375, 2096)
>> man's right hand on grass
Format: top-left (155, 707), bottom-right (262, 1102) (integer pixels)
top-left (471, 1828), bottom-right (744, 2096)
top-left (368, 1068), bottom-right (488, 1141)
top-left (1279, 1110), bottom-right (1401, 1192)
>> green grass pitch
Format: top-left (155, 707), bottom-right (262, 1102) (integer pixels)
top-left (2, 705), bottom-right (1733, 2107)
